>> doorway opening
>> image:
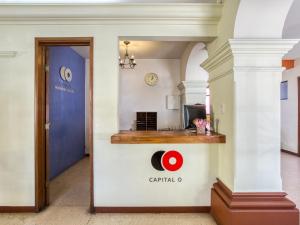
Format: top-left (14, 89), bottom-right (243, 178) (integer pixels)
top-left (35, 38), bottom-right (94, 212)
top-left (281, 59), bottom-right (300, 156)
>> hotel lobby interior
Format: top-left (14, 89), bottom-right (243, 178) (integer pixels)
top-left (1, 0), bottom-right (300, 225)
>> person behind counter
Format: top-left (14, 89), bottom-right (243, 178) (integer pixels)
top-left (192, 118), bottom-right (207, 134)
top-left (184, 104), bottom-right (207, 128)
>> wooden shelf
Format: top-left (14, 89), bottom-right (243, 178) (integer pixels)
top-left (111, 130), bottom-right (226, 144)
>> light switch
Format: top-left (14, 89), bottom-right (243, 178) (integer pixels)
top-left (220, 104), bottom-right (225, 114)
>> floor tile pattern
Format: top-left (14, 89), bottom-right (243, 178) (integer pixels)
top-left (1, 153), bottom-right (299, 225)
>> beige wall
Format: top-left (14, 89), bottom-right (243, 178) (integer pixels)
top-left (207, 0), bottom-right (240, 52)
top-left (0, 3), bottom-right (220, 206)
top-left (209, 70), bottom-right (234, 191)
top-left (204, 0), bottom-right (240, 190)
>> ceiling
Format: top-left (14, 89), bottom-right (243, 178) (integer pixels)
top-left (283, 0), bottom-right (300, 59)
top-left (284, 42), bottom-right (300, 60)
top-left (70, 41), bottom-right (193, 59)
top-left (283, 0), bottom-right (300, 39)
top-left (119, 41), bottom-right (190, 59)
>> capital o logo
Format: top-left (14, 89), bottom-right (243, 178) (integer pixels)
top-left (60, 66), bottom-right (73, 83)
top-left (151, 150), bottom-right (183, 172)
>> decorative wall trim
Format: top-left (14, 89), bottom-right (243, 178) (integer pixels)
top-left (229, 39), bottom-right (300, 55)
top-left (0, 19), bottom-right (219, 26)
top-left (208, 69), bottom-right (233, 83)
top-left (0, 51), bottom-right (17, 57)
top-left (177, 80), bottom-right (207, 94)
top-left (202, 39), bottom-right (300, 73)
top-left (207, 66), bottom-right (283, 84)
top-left (211, 179), bottom-right (299, 225)
top-left (203, 39), bottom-right (299, 85)
top-left (233, 66), bottom-right (284, 73)
top-left (95, 206), bottom-right (210, 213)
top-left (0, 3), bottom-right (222, 26)
top-left (0, 206), bottom-right (36, 213)
top-left (177, 80), bottom-right (207, 105)
top-left (201, 41), bottom-right (232, 73)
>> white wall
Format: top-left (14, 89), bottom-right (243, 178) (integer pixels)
top-left (281, 59), bottom-right (300, 154)
top-left (119, 59), bottom-right (181, 130)
top-left (184, 43), bottom-right (208, 81)
top-left (95, 141), bottom-right (217, 206)
top-left (180, 42), bottom-right (208, 82)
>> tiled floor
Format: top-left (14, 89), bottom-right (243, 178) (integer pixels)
top-left (281, 152), bottom-right (300, 208)
top-left (49, 158), bottom-right (90, 207)
top-left (0, 157), bottom-right (217, 225)
top-left (1, 153), bottom-right (299, 225)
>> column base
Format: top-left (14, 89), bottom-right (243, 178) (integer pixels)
top-left (211, 179), bottom-right (299, 225)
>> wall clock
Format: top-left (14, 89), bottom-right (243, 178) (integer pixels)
top-left (145, 73), bottom-right (158, 86)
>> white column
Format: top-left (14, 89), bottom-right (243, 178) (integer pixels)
top-left (177, 80), bottom-right (207, 105)
top-left (177, 80), bottom-right (207, 129)
top-left (203, 39), bottom-right (299, 192)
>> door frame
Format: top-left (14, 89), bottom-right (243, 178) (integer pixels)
top-left (35, 37), bottom-right (94, 212)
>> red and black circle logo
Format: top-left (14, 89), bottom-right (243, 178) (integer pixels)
top-left (151, 150), bottom-right (183, 172)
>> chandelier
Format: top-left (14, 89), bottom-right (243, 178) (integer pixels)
top-left (119, 41), bottom-right (137, 69)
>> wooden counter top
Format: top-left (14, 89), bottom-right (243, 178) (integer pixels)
top-left (111, 130), bottom-right (226, 144)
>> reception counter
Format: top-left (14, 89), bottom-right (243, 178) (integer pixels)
top-left (111, 130), bottom-right (226, 144)
top-left (92, 130), bottom-right (226, 211)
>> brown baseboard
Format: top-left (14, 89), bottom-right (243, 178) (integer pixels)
top-left (281, 149), bottom-right (300, 157)
top-left (95, 206), bottom-right (210, 213)
top-left (211, 179), bottom-right (299, 225)
top-left (0, 206), bottom-right (36, 213)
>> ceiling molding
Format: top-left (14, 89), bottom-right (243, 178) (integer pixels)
top-left (208, 68), bottom-right (232, 84)
top-left (229, 39), bottom-right (300, 55)
top-left (0, 3), bottom-right (222, 25)
top-left (201, 41), bottom-right (232, 72)
top-left (202, 39), bottom-right (300, 73)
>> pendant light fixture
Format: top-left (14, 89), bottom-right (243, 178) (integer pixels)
top-left (119, 41), bottom-right (137, 69)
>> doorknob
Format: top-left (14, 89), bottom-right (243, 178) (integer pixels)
top-left (45, 123), bottom-right (51, 130)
